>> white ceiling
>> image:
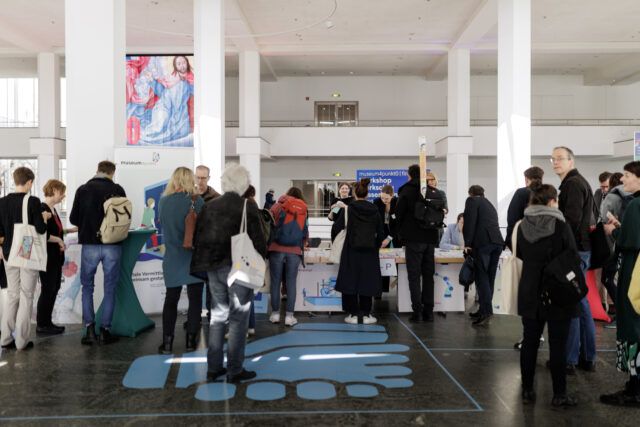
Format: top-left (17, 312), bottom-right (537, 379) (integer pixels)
top-left (0, 0), bottom-right (639, 84)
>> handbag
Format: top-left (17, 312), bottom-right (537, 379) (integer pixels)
top-left (628, 252), bottom-right (640, 315)
top-left (6, 195), bottom-right (48, 272)
top-left (541, 248), bottom-right (588, 308)
top-left (183, 195), bottom-right (198, 249)
top-left (227, 200), bottom-right (266, 291)
top-left (499, 221), bottom-right (523, 315)
top-left (458, 254), bottom-right (475, 292)
top-left (329, 206), bottom-right (348, 263)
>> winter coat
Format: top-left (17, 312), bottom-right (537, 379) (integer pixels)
top-left (599, 184), bottom-right (631, 223)
top-left (159, 193), bottom-right (204, 287)
top-left (395, 179), bottom-right (441, 244)
top-left (201, 186), bottom-right (221, 203)
top-left (506, 186), bottom-right (531, 249)
top-left (190, 192), bottom-right (267, 276)
top-left (329, 196), bottom-right (355, 241)
top-left (516, 205), bottom-right (580, 321)
top-left (334, 200), bottom-right (385, 297)
top-left (463, 196), bottom-right (504, 249)
top-left (613, 192), bottom-right (640, 343)
top-left (69, 176), bottom-right (127, 245)
top-left (373, 196), bottom-right (399, 245)
top-left (558, 169), bottom-right (596, 251)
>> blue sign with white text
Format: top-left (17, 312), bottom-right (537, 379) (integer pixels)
top-left (356, 169), bottom-right (409, 201)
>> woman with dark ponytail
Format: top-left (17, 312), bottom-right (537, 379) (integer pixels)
top-left (334, 178), bottom-right (386, 324)
top-left (516, 183), bottom-right (581, 407)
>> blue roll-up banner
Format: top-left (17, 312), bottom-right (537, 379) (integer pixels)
top-left (356, 169), bottom-right (409, 201)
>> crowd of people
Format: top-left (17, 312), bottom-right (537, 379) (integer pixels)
top-left (0, 146), bottom-right (638, 406)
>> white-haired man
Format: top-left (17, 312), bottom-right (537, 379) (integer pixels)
top-left (190, 163), bottom-right (267, 383)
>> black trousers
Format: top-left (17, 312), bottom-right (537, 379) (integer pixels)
top-left (37, 255), bottom-right (63, 327)
top-left (521, 316), bottom-right (571, 396)
top-left (474, 243), bottom-right (502, 316)
top-left (601, 255), bottom-right (618, 304)
top-left (163, 283), bottom-right (204, 336)
top-left (405, 242), bottom-right (435, 313)
top-left (342, 293), bottom-right (373, 318)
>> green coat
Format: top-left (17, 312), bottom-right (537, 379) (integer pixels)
top-left (158, 193), bottom-right (204, 288)
top-left (615, 193), bottom-right (640, 343)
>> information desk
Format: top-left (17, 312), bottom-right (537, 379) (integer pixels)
top-left (95, 229), bottom-right (156, 337)
top-left (295, 248), bottom-right (466, 313)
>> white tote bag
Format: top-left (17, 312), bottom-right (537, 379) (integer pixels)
top-left (500, 220), bottom-right (522, 315)
top-left (227, 200), bottom-right (266, 291)
top-left (328, 206), bottom-right (348, 264)
top-left (6, 195), bottom-right (48, 272)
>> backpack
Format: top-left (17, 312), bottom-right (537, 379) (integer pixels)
top-left (99, 197), bottom-right (132, 244)
top-left (414, 187), bottom-right (445, 229)
top-left (274, 197), bottom-right (307, 247)
top-left (259, 208), bottom-right (274, 243)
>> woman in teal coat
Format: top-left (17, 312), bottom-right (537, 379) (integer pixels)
top-left (158, 167), bottom-right (205, 354)
top-left (602, 160), bottom-right (640, 407)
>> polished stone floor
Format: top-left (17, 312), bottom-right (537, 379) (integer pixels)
top-left (0, 305), bottom-right (636, 426)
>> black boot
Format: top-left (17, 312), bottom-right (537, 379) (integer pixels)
top-left (186, 333), bottom-right (198, 352)
top-left (409, 311), bottom-right (421, 322)
top-left (81, 323), bottom-right (98, 346)
top-left (158, 335), bottom-right (174, 354)
top-left (99, 327), bottom-right (119, 345)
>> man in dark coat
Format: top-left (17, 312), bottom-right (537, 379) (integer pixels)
top-left (396, 164), bottom-right (445, 322)
top-left (552, 146), bottom-right (597, 371)
top-left (191, 163), bottom-right (267, 384)
top-left (463, 185), bottom-right (504, 326)
top-left (505, 166), bottom-right (544, 250)
top-left (195, 165), bottom-right (221, 203)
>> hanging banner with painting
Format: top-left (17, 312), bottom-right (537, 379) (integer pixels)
top-left (126, 55), bottom-right (194, 147)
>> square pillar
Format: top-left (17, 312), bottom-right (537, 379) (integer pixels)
top-left (436, 136), bottom-right (473, 223)
top-left (236, 137), bottom-right (271, 206)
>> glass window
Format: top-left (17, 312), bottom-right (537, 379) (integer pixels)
top-left (0, 78), bottom-right (38, 127)
top-left (315, 102), bottom-right (358, 127)
top-left (60, 77), bottom-right (66, 127)
top-left (0, 159), bottom-right (39, 197)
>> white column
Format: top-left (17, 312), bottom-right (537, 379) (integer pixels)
top-left (237, 50), bottom-right (265, 203)
top-left (437, 48), bottom-right (472, 222)
top-left (65, 0), bottom-right (125, 210)
top-left (194, 0), bottom-right (225, 191)
top-left (497, 0), bottom-right (531, 228)
top-left (30, 53), bottom-right (64, 185)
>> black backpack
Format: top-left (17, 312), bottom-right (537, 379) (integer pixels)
top-left (414, 187), bottom-right (445, 229)
top-left (541, 230), bottom-right (588, 309)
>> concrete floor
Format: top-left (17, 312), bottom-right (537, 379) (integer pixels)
top-left (0, 307), bottom-right (635, 426)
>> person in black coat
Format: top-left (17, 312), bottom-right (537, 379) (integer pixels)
top-left (516, 184), bottom-right (580, 408)
top-left (335, 179), bottom-right (386, 324)
top-left (329, 182), bottom-right (355, 242)
top-left (463, 185), bottom-right (505, 326)
top-left (396, 165), bottom-right (445, 322)
top-left (373, 185), bottom-right (399, 295)
top-left (37, 180), bottom-right (71, 335)
top-left (506, 166), bottom-right (544, 250)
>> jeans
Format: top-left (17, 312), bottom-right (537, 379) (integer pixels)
top-left (404, 242), bottom-right (435, 313)
top-left (207, 266), bottom-right (253, 376)
top-left (474, 243), bottom-right (503, 316)
top-left (80, 244), bottom-right (122, 329)
top-left (249, 300), bottom-right (256, 329)
top-left (269, 251), bottom-right (301, 313)
top-left (566, 251), bottom-right (597, 365)
top-left (162, 283), bottom-right (203, 336)
top-left (521, 317), bottom-right (571, 396)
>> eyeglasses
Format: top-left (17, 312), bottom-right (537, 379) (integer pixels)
top-left (549, 157), bottom-right (569, 163)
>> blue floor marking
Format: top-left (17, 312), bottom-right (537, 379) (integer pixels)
top-left (293, 323), bottom-right (386, 332)
top-left (246, 382), bottom-right (286, 401)
top-left (297, 381), bottom-right (337, 400)
top-left (346, 384), bottom-right (378, 398)
top-left (195, 383), bottom-right (236, 401)
top-left (392, 313), bottom-right (484, 412)
top-left (123, 354), bottom-right (173, 389)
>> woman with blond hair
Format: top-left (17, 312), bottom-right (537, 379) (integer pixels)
top-left (157, 166), bottom-right (205, 354)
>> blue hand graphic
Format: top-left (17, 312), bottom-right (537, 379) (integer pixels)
top-left (123, 323), bottom-right (412, 402)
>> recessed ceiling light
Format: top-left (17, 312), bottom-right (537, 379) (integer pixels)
top-left (332, 92), bottom-right (341, 98)
top-left (349, 71), bottom-right (354, 75)
top-left (321, 71), bottom-right (325, 75)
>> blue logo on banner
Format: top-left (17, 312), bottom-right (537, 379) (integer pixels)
top-left (122, 323), bottom-right (412, 401)
top-left (356, 170), bottom-right (408, 201)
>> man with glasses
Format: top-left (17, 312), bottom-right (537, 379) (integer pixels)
top-left (551, 146), bottom-right (597, 374)
top-left (593, 171), bottom-right (611, 218)
top-left (195, 165), bottom-right (220, 203)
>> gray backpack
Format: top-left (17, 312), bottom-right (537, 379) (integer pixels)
top-left (99, 197), bottom-right (132, 244)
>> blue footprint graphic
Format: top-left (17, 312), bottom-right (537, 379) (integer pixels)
top-left (123, 323), bottom-right (412, 401)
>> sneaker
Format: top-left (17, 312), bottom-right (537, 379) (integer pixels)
top-left (1, 340), bottom-right (16, 350)
top-left (514, 339), bottom-right (523, 350)
top-left (344, 315), bottom-right (357, 324)
top-left (363, 315), bottom-right (377, 324)
top-left (551, 394), bottom-right (578, 407)
top-left (206, 367), bottom-right (227, 381)
top-left (36, 325), bottom-right (65, 335)
top-left (472, 314), bottom-right (492, 326)
top-left (422, 312), bottom-right (434, 322)
top-left (247, 328), bottom-right (256, 336)
top-left (269, 313), bottom-right (280, 324)
top-left (600, 388), bottom-right (640, 407)
top-left (284, 314), bottom-right (298, 326)
top-left (227, 369), bottom-right (257, 384)
top-left (99, 327), bottom-right (119, 345)
top-left (409, 312), bottom-right (421, 323)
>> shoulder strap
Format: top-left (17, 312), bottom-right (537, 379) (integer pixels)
top-left (511, 220), bottom-right (521, 254)
top-left (21, 194), bottom-right (29, 225)
top-left (344, 205), bottom-right (349, 230)
top-left (240, 199), bottom-right (248, 234)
